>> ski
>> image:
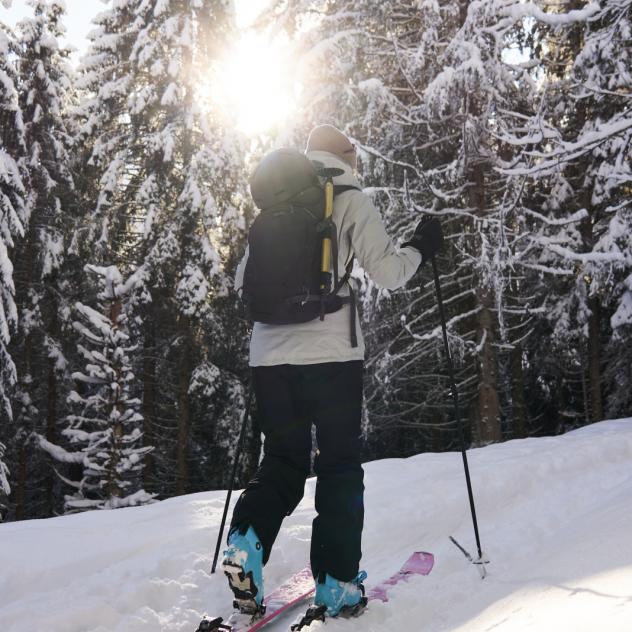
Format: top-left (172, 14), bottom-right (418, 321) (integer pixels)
top-left (197, 551), bottom-right (434, 632)
top-left (290, 551), bottom-right (435, 631)
top-left (196, 565), bottom-right (315, 632)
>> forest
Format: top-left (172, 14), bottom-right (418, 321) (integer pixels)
top-left (0, 0), bottom-right (630, 522)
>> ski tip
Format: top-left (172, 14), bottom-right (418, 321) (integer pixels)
top-left (402, 551), bottom-right (435, 575)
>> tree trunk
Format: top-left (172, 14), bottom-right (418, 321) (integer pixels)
top-left (107, 297), bottom-right (123, 502)
top-left (175, 42), bottom-right (195, 496)
top-left (474, 287), bottom-right (502, 444)
top-left (176, 318), bottom-right (192, 495)
top-left (580, 181), bottom-right (603, 423)
top-left (142, 313), bottom-right (156, 491)
top-left (469, 161), bottom-right (501, 445)
top-left (14, 347), bottom-right (32, 521)
top-left (15, 438), bottom-right (27, 520)
top-left (45, 353), bottom-right (58, 515)
top-left (13, 224), bottom-right (36, 519)
top-left (45, 295), bottom-right (59, 516)
top-left (581, 351), bottom-right (591, 425)
top-left (510, 344), bottom-right (527, 438)
top-left (587, 296), bottom-right (603, 422)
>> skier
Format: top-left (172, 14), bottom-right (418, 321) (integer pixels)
top-left (223, 124), bottom-right (443, 619)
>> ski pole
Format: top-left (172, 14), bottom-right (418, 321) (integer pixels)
top-left (211, 386), bottom-right (253, 574)
top-left (430, 254), bottom-right (488, 578)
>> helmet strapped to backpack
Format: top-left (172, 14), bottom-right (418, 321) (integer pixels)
top-left (249, 148), bottom-right (324, 212)
top-left (243, 148), bottom-right (358, 345)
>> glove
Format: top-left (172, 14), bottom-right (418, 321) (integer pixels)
top-left (402, 217), bottom-right (444, 262)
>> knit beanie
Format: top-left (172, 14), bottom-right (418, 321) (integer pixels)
top-left (305, 124), bottom-right (356, 168)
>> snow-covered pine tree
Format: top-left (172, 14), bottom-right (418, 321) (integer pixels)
top-left (501, 1), bottom-right (631, 427)
top-left (7, 0), bottom-right (77, 519)
top-left (562, 0), bottom-right (632, 421)
top-left (0, 438), bottom-right (9, 518)
top-left (41, 264), bottom-right (154, 512)
top-left (0, 22), bottom-right (27, 513)
top-left (75, 0), bottom-right (251, 497)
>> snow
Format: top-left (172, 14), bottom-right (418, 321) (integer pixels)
top-left (37, 435), bottom-right (86, 465)
top-left (153, 0), bottom-right (170, 18)
top-left (612, 274), bottom-right (632, 329)
top-left (499, 1), bottom-right (601, 27)
top-left (0, 442), bottom-right (10, 494)
top-left (161, 81), bottom-right (180, 106)
top-left (1, 419), bottom-right (632, 631)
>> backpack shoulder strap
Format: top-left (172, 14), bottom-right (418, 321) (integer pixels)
top-left (328, 184), bottom-right (360, 348)
top-left (333, 184), bottom-right (360, 196)
top-left (334, 256), bottom-right (354, 294)
top-left (331, 256), bottom-right (357, 348)
top-left (328, 183), bottom-right (359, 289)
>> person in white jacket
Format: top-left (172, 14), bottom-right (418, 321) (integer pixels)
top-left (223, 125), bottom-right (443, 618)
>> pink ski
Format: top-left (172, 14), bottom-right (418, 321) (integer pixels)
top-left (197, 566), bottom-right (314, 632)
top-left (249, 566), bottom-right (315, 631)
top-left (289, 552), bottom-right (434, 631)
top-left (196, 551), bottom-right (434, 632)
top-left (366, 551), bottom-right (434, 602)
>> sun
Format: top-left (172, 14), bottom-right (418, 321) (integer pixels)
top-left (206, 32), bottom-right (296, 136)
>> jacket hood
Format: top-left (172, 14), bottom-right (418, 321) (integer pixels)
top-left (306, 150), bottom-right (362, 190)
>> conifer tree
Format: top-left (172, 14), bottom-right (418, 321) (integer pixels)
top-left (0, 23), bottom-right (27, 513)
top-left (502, 0), bottom-right (631, 427)
top-left (76, 0), bottom-right (251, 497)
top-left (39, 265), bottom-right (154, 511)
top-left (8, 0), bottom-right (76, 518)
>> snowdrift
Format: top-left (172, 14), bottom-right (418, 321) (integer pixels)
top-left (1, 418), bottom-right (631, 632)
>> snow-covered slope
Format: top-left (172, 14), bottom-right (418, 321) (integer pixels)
top-left (1, 419), bottom-right (631, 632)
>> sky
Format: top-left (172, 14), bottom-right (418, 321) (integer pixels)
top-left (2, 0), bottom-right (102, 60)
top-left (1, 0), bottom-right (268, 61)
top-left (1, 0), bottom-right (290, 134)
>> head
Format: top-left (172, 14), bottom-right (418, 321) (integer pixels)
top-left (305, 124), bottom-right (357, 170)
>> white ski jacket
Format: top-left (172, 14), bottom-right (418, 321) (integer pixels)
top-left (235, 150), bottom-right (421, 366)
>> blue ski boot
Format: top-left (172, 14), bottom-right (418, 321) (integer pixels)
top-left (221, 525), bottom-right (265, 616)
top-left (313, 570), bottom-right (368, 618)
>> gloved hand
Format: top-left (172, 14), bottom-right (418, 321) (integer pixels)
top-left (402, 217), bottom-right (444, 262)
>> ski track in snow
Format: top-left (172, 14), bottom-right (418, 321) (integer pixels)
top-left (1, 419), bottom-right (631, 631)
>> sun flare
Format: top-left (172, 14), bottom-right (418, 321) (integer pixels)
top-left (206, 32), bottom-right (296, 136)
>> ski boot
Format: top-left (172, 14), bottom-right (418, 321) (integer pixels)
top-left (221, 525), bottom-right (265, 617)
top-left (291, 570), bottom-right (368, 629)
top-left (314, 570), bottom-right (368, 617)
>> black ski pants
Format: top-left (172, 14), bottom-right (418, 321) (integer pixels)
top-left (230, 360), bottom-right (364, 583)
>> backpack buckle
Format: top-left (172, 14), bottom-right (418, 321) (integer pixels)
top-left (317, 218), bottom-right (333, 235)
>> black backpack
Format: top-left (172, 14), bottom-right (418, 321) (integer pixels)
top-left (243, 148), bottom-right (359, 345)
